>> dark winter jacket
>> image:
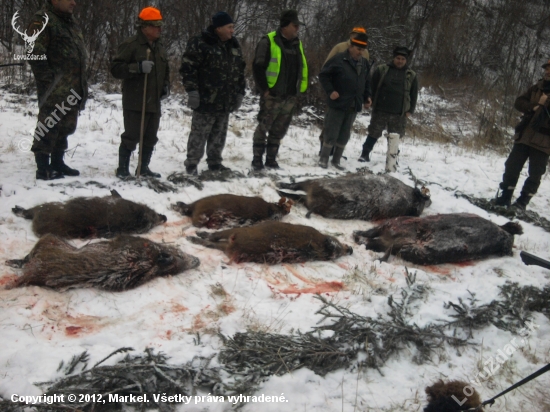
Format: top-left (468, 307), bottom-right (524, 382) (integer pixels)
top-left (111, 30), bottom-right (170, 113)
top-left (28, 2), bottom-right (88, 110)
top-left (514, 79), bottom-right (550, 155)
top-left (179, 26), bottom-right (246, 113)
top-left (371, 62), bottom-right (418, 116)
top-left (253, 29), bottom-right (305, 97)
top-left (319, 50), bottom-right (371, 112)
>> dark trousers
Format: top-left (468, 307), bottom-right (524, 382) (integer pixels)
top-left (502, 143), bottom-right (549, 196)
top-left (322, 108), bottom-right (357, 148)
top-left (367, 110), bottom-right (406, 139)
top-left (121, 109), bottom-right (161, 151)
top-left (31, 103), bottom-right (79, 154)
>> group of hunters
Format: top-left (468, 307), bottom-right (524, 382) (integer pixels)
top-left (26, 0), bottom-right (550, 212)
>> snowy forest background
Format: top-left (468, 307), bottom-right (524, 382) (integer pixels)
top-left (1, 0), bottom-right (550, 147)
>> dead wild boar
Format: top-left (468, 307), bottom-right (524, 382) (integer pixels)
top-left (12, 189), bottom-right (167, 238)
top-left (354, 213), bottom-right (523, 265)
top-left (6, 234), bottom-right (200, 291)
top-left (277, 173), bottom-right (430, 221)
top-left (172, 194), bottom-right (293, 229)
top-left (187, 221), bottom-right (352, 264)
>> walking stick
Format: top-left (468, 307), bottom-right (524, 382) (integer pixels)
top-left (136, 48), bottom-right (151, 178)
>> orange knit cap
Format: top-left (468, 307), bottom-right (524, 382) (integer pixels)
top-left (139, 7), bottom-right (163, 23)
top-left (351, 27), bottom-right (366, 34)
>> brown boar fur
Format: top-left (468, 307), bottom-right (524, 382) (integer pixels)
top-left (187, 221), bottom-right (352, 264)
top-left (5, 234), bottom-right (200, 291)
top-left (354, 213), bottom-right (523, 265)
top-left (12, 190), bottom-right (167, 239)
top-left (424, 380), bottom-right (483, 411)
top-left (171, 194), bottom-right (293, 229)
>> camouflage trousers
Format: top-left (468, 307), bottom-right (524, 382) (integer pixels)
top-left (322, 107), bottom-right (357, 148)
top-left (367, 110), bottom-right (406, 139)
top-left (120, 110), bottom-right (161, 151)
top-left (185, 111), bottom-right (229, 167)
top-left (253, 94), bottom-right (297, 146)
top-left (31, 102), bottom-right (79, 154)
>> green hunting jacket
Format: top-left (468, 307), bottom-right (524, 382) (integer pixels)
top-left (111, 30), bottom-right (170, 113)
top-left (514, 80), bottom-right (550, 155)
top-left (28, 2), bottom-right (88, 110)
top-left (179, 26), bottom-right (246, 113)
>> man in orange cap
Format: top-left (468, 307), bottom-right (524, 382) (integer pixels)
top-left (318, 27), bottom-right (371, 156)
top-left (111, 6), bottom-right (170, 178)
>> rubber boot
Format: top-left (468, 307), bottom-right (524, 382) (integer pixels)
top-left (331, 146), bottom-right (346, 170)
top-left (359, 135), bottom-right (377, 162)
top-left (35, 152), bottom-right (63, 180)
top-left (318, 144), bottom-right (332, 168)
top-left (252, 144), bottom-right (265, 171)
top-left (494, 184), bottom-right (514, 207)
top-left (136, 146), bottom-right (161, 178)
top-left (385, 133), bottom-right (400, 173)
top-left (511, 193), bottom-right (531, 211)
top-left (265, 143), bottom-right (280, 169)
top-left (116, 145), bottom-right (132, 178)
top-left (51, 150), bottom-right (80, 176)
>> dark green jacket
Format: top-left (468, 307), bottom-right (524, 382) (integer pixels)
top-left (111, 30), bottom-right (170, 113)
top-left (319, 50), bottom-right (371, 112)
top-left (514, 80), bottom-right (550, 155)
top-left (372, 62), bottom-right (418, 115)
top-left (179, 26), bottom-right (246, 113)
top-left (28, 2), bottom-right (88, 110)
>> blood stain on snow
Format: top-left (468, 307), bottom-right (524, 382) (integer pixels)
top-left (279, 281), bottom-right (344, 295)
top-left (0, 274), bottom-right (18, 287)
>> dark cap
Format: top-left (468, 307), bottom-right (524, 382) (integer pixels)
top-left (393, 46), bottom-right (410, 58)
top-left (212, 11), bottom-right (234, 28)
top-left (542, 59), bottom-right (550, 69)
top-left (350, 32), bottom-right (368, 49)
top-left (280, 10), bottom-right (305, 27)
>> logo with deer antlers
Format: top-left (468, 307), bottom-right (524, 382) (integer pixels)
top-left (12, 11), bottom-right (49, 54)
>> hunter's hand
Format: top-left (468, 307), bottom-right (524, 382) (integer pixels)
top-left (330, 91), bottom-right (339, 100)
top-left (139, 60), bottom-right (154, 74)
top-left (538, 94), bottom-right (548, 105)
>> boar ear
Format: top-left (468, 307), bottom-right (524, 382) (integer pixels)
top-left (110, 189), bottom-right (122, 199)
top-left (229, 234), bottom-right (237, 244)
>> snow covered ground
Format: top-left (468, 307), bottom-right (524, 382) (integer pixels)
top-left (0, 86), bottom-right (549, 411)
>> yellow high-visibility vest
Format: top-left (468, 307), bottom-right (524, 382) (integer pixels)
top-left (265, 31), bottom-right (308, 93)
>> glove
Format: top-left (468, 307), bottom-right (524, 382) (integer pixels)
top-left (161, 84), bottom-right (170, 100)
top-left (232, 94), bottom-right (244, 112)
top-left (187, 91), bottom-right (200, 110)
top-left (139, 60), bottom-right (154, 74)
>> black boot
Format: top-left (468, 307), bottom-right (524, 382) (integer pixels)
top-left (494, 184), bottom-right (514, 207)
top-left (265, 143), bottom-right (281, 169)
top-left (136, 146), bottom-right (161, 178)
top-left (511, 193), bottom-right (531, 211)
top-left (331, 146), bottom-right (346, 170)
top-left (359, 136), bottom-right (377, 162)
top-left (35, 152), bottom-right (63, 180)
top-left (251, 144), bottom-right (265, 171)
top-left (51, 150), bottom-right (80, 176)
top-left (116, 145), bottom-right (132, 179)
top-left (318, 144), bottom-right (332, 168)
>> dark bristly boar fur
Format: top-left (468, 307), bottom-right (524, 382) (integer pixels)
top-left (424, 380), bottom-right (483, 412)
top-left (354, 213), bottom-right (523, 265)
top-left (187, 221), bottom-right (352, 264)
top-left (5, 234), bottom-right (200, 291)
top-left (277, 173), bottom-right (431, 221)
top-left (171, 194), bottom-right (293, 229)
top-left (12, 189), bottom-right (167, 239)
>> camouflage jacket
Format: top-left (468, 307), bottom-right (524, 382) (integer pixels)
top-left (28, 2), bottom-right (88, 110)
top-left (111, 30), bottom-right (170, 113)
top-left (179, 26), bottom-right (246, 113)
